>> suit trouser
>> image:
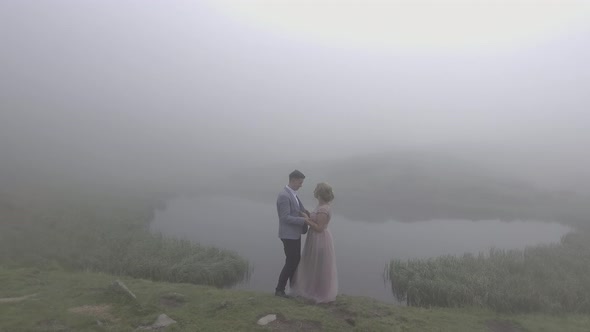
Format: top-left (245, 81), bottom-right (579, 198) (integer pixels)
top-left (276, 238), bottom-right (301, 292)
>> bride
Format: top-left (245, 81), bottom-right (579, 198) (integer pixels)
top-left (291, 182), bottom-right (338, 303)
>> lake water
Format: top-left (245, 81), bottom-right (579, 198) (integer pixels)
top-left (151, 195), bottom-right (571, 303)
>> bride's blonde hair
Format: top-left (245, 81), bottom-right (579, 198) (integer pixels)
top-left (314, 182), bottom-right (334, 203)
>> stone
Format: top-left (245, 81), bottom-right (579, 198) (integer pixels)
top-left (257, 314), bottom-right (277, 326)
top-left (151, 314), bottom-right (177, 329)
top-left (137, 314), bottom-right (177, 330)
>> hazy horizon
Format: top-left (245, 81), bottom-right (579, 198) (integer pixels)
top-left (2, 1), bottom-right (590, 193)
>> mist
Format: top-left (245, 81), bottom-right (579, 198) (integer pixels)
top-left (1, 0), bottom-right (590, 194)
top-left (4, 2), bottom-right (590, 325)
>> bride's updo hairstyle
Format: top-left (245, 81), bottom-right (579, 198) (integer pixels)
top-left (314, 182), bottom-right (334, 203)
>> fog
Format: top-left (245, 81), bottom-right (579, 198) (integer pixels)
top-left (2, 0), bottom-right (590, 194)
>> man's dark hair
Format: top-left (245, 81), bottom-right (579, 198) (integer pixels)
top-left (289, 170), bottom-right (305, 180)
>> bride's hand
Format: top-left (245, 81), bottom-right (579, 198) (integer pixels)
top-left (300, 212), bottom-right (311, 224)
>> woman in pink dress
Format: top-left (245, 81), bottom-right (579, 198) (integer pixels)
top-left (291, 182), bottom-right (338, 303)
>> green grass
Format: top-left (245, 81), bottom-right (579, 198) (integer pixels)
top-left (1, 267), bottom-right (589, 331)
top-left (0, 191), bottom-right (248, 288)
top-left (388, 232), bottom-right (590, 313)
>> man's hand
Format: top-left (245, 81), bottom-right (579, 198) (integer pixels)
top-left (299, 211), bottom-right (311, 224)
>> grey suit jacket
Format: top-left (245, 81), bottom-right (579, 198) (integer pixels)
top-left (277, 187), bottom-right (309, 239)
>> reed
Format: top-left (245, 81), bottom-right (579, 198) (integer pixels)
top-left (387, 231), bottom-right (590, 313)
top-left (0, 194), bottom-right (249, 287)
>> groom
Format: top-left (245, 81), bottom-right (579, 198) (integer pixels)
top-left (275, 169), bottom-right (309, 298)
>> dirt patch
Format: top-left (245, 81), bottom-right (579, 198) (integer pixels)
top-left (330, 307), bottom-right (357, 318)
top-left (485, 320), bottom-right (523, 332)
top-left (263, 313), bottom-right (323, 331)
top-left (366, 307), bottom-right (393, 318)
top-left (68, 304), bottom-right (116, 322)
top-left (322, 300), bottom-right (391, 319)
top-left (160, 297), bottom-right (184, 308)
top-left (326, 305), bottom-right (358, 326)
top-left (159, 293), bottom-right (187, 308)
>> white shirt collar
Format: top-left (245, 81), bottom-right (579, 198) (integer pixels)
top-left (285, 185), bottom-right (298, 197)
top-left (285, 185), bottom-right (300, 206)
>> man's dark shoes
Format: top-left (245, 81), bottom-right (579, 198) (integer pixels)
top-left (275, 290), bottom-right (291, 298)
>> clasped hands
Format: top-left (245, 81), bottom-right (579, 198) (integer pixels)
top-left (299, 211), bottom-right (312, 224)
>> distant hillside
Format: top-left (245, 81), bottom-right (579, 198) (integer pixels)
top-left (205, 150), bottom-right (590, 228)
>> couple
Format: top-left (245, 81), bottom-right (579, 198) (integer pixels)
top-left (274, 170), bottom-right (338, 303)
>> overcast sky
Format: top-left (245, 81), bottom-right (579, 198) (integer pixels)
top-left (1, 0), bottom-right (589, 190)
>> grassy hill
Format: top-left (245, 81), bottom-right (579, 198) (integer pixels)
top-left (1, 267), bottom-right (589, 331)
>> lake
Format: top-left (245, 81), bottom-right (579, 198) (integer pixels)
top-left (151, 195), bottom-right (571, 303)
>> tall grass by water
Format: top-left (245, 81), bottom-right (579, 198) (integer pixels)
top-left (0, 190), bottom-right (249, 287)
top-left (387, 231), bottom-right (590, 313)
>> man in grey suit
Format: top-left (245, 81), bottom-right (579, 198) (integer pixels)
top-left (275, 169), bottom-right (310, 298)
